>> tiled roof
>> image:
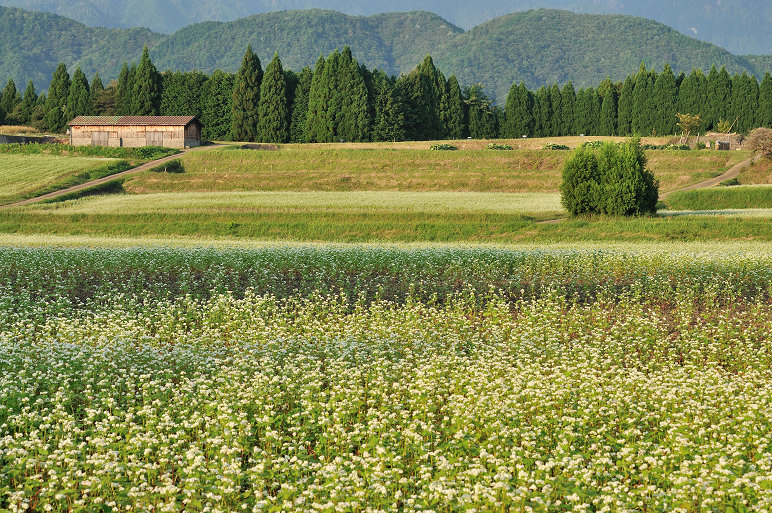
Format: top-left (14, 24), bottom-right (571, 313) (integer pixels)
top-left (68, 116), bottom-right (199, 127)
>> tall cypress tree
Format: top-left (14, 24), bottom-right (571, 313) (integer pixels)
top-left (706, 65), bottom-right (731, 130)
top-left (677, 69), bottom-right (706, 119)
top-left (549, 83), bottom-right (562, 137)
top-left (0, 79), bottom-right (21, 124)
top-left (201, 70), bottom-right (235, 141)
top-left (231, 45), bottom-right (263, 142)
top-left (730, 72), bottom-right (758, 133)
top-left (652, 63), bottom-right (677, 135)
top-left (632, 63), bottom-right (653, 135)
top-left (257, 53), bottom-right (289, 143)
top-left (372, 71), bottom-right (406, 142)
top-left (305, 55), bottom-right (330, 142)
top-left (20, 81), bottom-right (37, 124)
top-left (335, 47), bottom-right (370, 142)
top-left (446, 75), bottom-right (465, 139)
top-left (599, 86), bottom-right (618, 136)
top-left (560, 82), bottom-right (576, 136)
top-left (132, 46), bottom-right (161, 116)
top-left (44, 63), bottom-right (70, 132)
top-left (66, 68), bottom-right (92, 120)
top-left (758, 73), bottom-right (772, 128)
top-left (401, 55), bottom-right (443, 140)
top-left (466, 84), bottom-right (496, 139)
top-left (115, 63), bottom-right (131, 115)
top-left (90, 73), bottom-right (104, 115)
top-left (503, 82), bottom-right (534, 138)
top-left (533, 86), bottom-right (551, 137)
top-left (289, 67), bottom-right (312, 143)
top-left (617, 76), bottom-right (634, 135)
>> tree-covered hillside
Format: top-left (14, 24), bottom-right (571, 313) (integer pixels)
top-left (2, 0), bottom-right (771, 54)
top-left (0, 6), bottom-right (162, 90)
top-left (2, 5), bottom-right (770, 103)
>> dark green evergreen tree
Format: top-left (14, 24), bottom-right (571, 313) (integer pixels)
top-left (20, 80), bottom-right (37, 124)
top-left (231, 45), bottom-right (263, 142)
top-left (652, 63), bottom-right (677, 135)
top-left (706, 65), bottom-right (731, 130)
top-left (729, 72), bottom-right (758, 132)
top-left (115, 62), bottom-right (132, 115)
top-left (371, 71), bottom-right (406, 142)
top-left (132, 46), bottom-right (161, 116)
top-left (504, 82), bottom-right (534, 138)
top-left (400, 55), bottom-right (443, 141)
top-left (599, 86), bottom-right (618, 136)
top-left (201, 70), bottom-right (235, 140)
top-left (632, 63), bottom-right (654, 135)
top-left (44, 63), bottom-right (70, 132)
top-left (66, 67), bottom-right (92, 120)
top-left (335, 47), bottom-right (370, 142)
top-left (256, 53), bottom-right (289, 143)
top-left (0, 79), bottom-right (21, 124)
top-left (305, 55), bottom-right (331, 142)
top-left (560, 82), bottom-right (576, 136)
top-left (758, 73), bottom-right (772, 128)
top-left (617, 76), bottom-right (634, 135)
top-left (446, 75), bottom-right (465, 139)
top-left (465, 84), bottom-right (496, 139)
top-left (677, 69), bottom-right (707, 120)
top-left (532, 86), bottom-right (550, 137)
top-left (289, 66), bottom-right (312, 142)
top-left (90, 73), bottom-right (104, 115)
top-left (548, 84), bottom-right (562, 137)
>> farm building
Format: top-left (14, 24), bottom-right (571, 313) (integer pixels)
top-left (67, 116), bottom-right (201, 149)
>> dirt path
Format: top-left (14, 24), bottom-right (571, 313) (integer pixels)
top-left (659, 153), bottom-right (762, 200)
top-left (0, 144), bottom-right (224, 209)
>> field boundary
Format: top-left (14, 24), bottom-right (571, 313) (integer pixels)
top-left (659, 153), bottom-right (762, 199)
top-left (0, 144), bottom-right (225, 209)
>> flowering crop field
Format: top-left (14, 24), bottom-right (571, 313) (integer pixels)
top-left (1, 244), bottom-right (772, 512)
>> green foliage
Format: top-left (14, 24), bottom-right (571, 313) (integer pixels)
top-left (231, 45), bottom-right (262, 142)
top-left (666, 185), bottom-right (772, 210)
top-left (66, 67), bottom-right (93, 120)
top-left (544, 143), bottom-right (569, 150)
top-left (486, 142), bottom-right (513, 150)
top-left (371, 71), bottom-right (406, 142)
top-left (20, 80), bottom-right (37, 125)
top-left (132, 46), bottom-right (161, 115)
top-left (257, 53), bottom-right (289, 143)
top-left (430, 143), bottom-right (457, 150)
top-left (200, 70), bottom-right (234, 140)
top-left (503, 82), bottom-right (533, 138)
top-left (0, 79), bottom-right (21, 124)
top-left (148, 159), bottom-right (184, 173)
top-left (43, 63), bottom-right (70, 132)
top-left (561, 139), bottom-right (658, 216)
top-left (445, 75), bottom-right (465, 139)
top-left (465, 84), bottom-right (497, 139)
top-left (289, 67), bottom-right (312, 143)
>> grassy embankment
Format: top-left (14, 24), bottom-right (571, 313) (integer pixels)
top-left (0, 140), bottom-right (765, 242)
top-left (0, 144), bottom-right (177, 205)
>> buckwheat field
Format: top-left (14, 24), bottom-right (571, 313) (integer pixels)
top-left (1, 245), bottom-right (771, 512)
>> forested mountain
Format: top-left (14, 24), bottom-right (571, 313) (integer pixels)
top-left (1, 5), bottom-right (770, 104)
top-left (2, 0), bottom-right (770, 54)
top-left (0, 6), bottom-right (162, 89)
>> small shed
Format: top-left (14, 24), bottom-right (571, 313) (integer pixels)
top-left (67, 116), bottom-right (202, 149)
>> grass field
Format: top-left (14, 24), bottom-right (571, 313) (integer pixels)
top-left (123, 145), bottom-right (748, 195)
top-left (0, 154), bottom-right (122, 204)
top-left (665, 184), bottom-right (772, 210)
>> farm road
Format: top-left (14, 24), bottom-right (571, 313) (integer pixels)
top-left (659, 153), bottom-right (762, 199)
top-left (0, 144), bottom-right (225, 209)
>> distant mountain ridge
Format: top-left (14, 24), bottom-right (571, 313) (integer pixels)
top-left (1, 5), bottom-right (770, 104)
top-left (1, 0), bottom-right (771, 54)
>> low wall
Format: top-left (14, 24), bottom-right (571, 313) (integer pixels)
top-left (0, 134), bottom-right (56, 145)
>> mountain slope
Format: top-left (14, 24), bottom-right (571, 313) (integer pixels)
top-left (2, 0), bottom-right (771, 54)
top-left (0, 6), bottom-right (162, 89)
top-left (1, 6), bottom-right (769, 103)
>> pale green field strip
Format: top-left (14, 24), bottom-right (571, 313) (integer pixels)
top-left (3, 232), bottom-right (772, 257)
top-left (0, 154), bottom-right (119, 199)
top-left (660, 208), bottom-right (772, 218)
top-left (22, 191), bottom-right (564, 216)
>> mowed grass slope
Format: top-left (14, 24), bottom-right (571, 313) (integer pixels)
top-left (0, 154), bottom-right (121, 204)
top-left (124, 144), bottom-right (748, 194)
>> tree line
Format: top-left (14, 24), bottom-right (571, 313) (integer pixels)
top-left (2, 46), bottom-right (772, 142)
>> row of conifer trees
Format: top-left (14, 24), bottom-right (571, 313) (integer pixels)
top-left (2, 45), bottom-right (772, 141)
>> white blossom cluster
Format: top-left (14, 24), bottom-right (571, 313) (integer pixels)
top-left (1, 283), bottom-right (771, 512)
